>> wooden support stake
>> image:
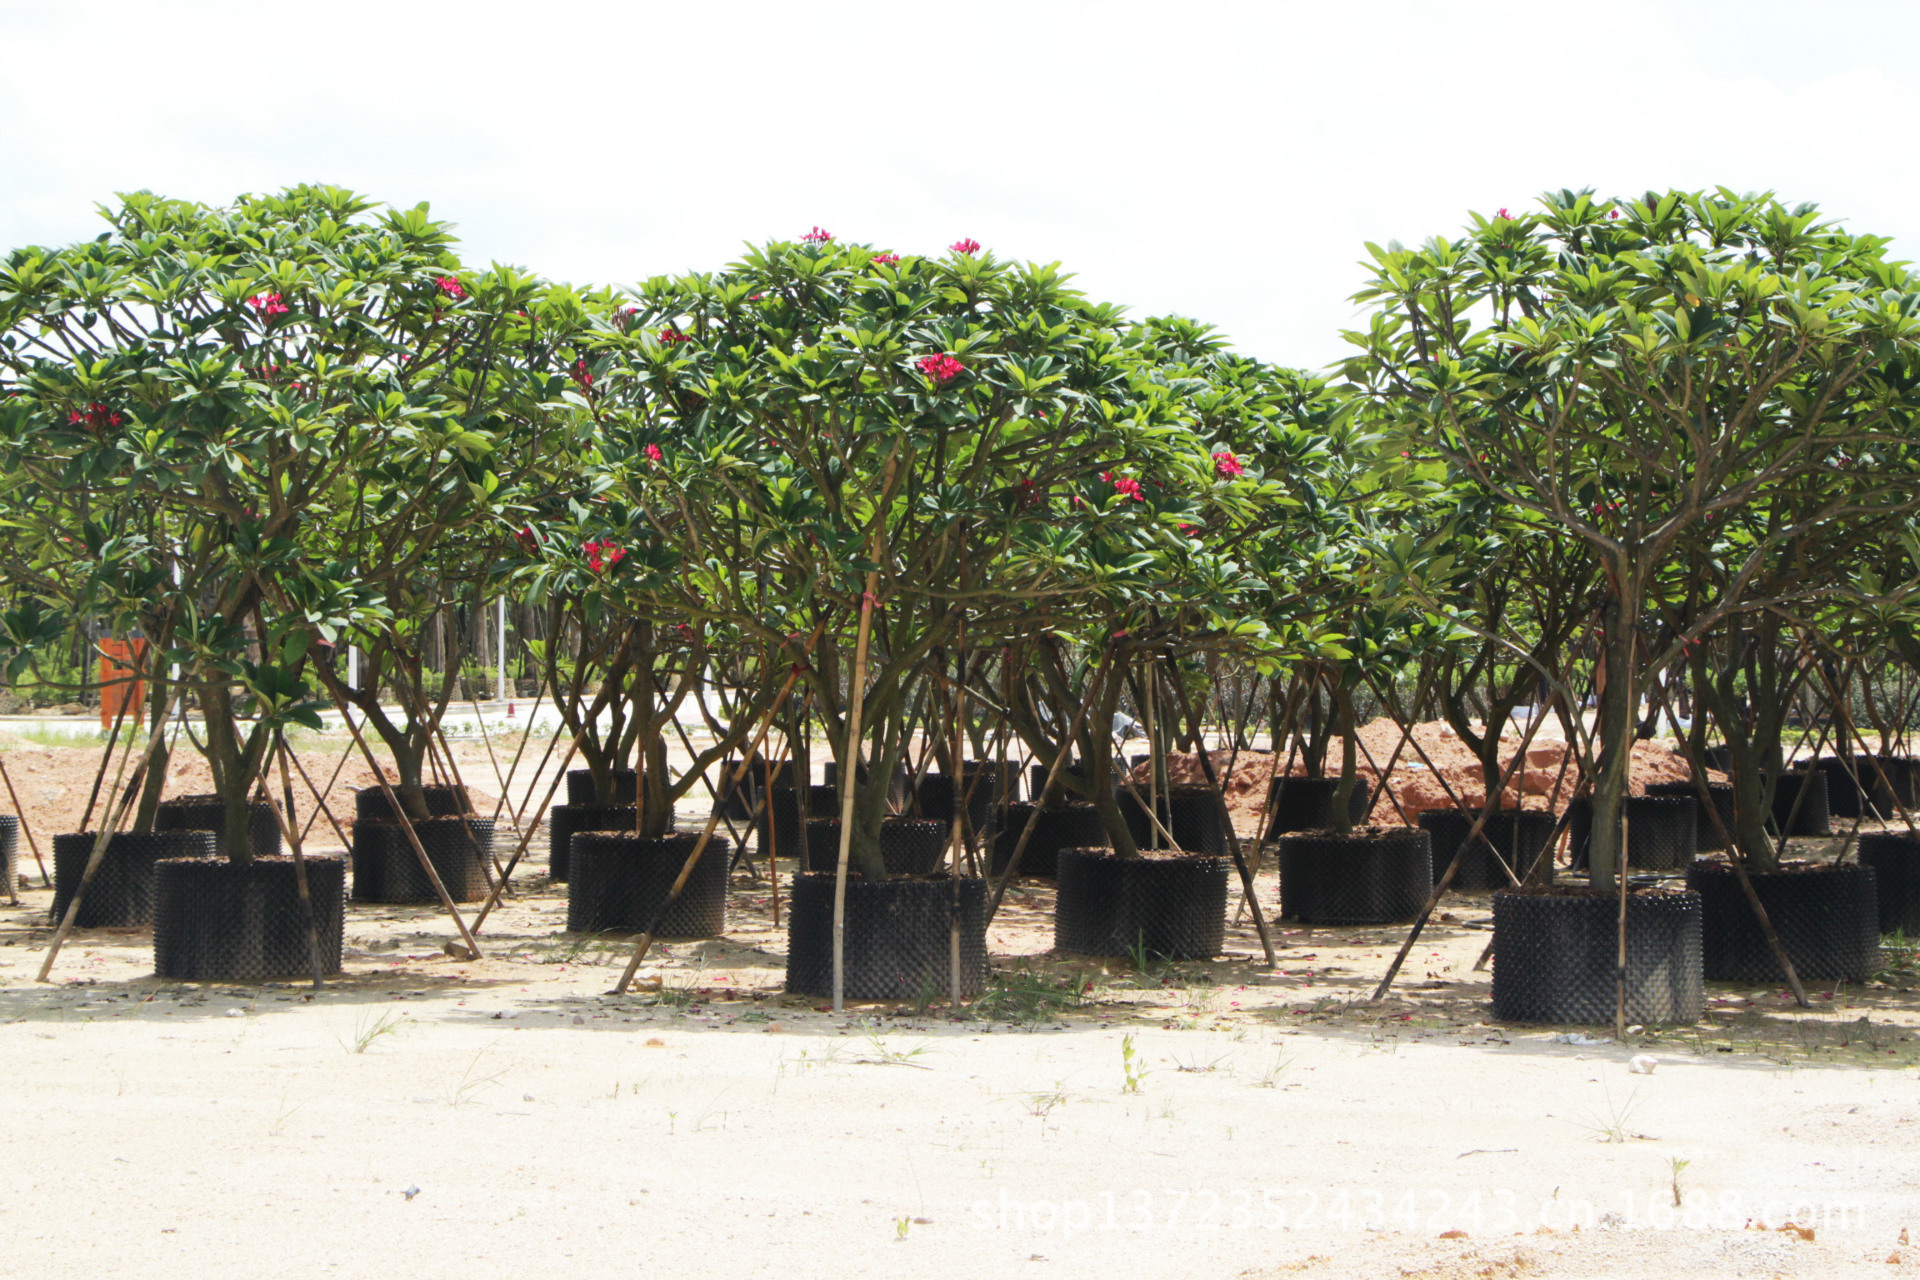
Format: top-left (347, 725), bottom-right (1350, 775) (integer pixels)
top-left (38, 688), bottom-right (182, 982)
top-left (0, 756), bottom-right (49, 889)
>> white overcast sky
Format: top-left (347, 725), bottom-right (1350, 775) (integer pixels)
top-left (4, 0), bottom-right (1917, 370)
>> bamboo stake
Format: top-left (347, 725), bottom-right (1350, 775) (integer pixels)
top-left (38, 687), bottom-right (182, 982)
top-left (0, 756), bottom-right (50, 888)
top-left (832, 571), bottom-right (884, 1016)
top-left (79, 678), bottom-right (137, 835)
top-left (614, 660), bottom-right (810, 995)
top-left (1370, 695), bottom-right (1551, 1002)
top-left (986, 652), bottom-right (1114, 926)
top-left (269, 732), bottom-right (326, 989)
top-left (327, 700), bottom-right (484, 960)
top-left (283, 740), bottom-right (353, 853)
top-left (469, 724), bottom-right (587, 934)
top-left (1615, 807), bottom-right (1630, 1042)
top-left (1157, 654), bottom-right (1276, 966)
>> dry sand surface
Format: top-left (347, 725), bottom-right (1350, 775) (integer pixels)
top-left (2, 722), bottom-right (1919, 1278)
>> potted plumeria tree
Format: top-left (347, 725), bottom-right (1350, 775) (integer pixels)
top-left (1348, 187), bottom-right (1920, 1020)
top-left (0, 185), bottom-right (531, 978)
top-left (606, 230), bottom-right (1213, 1000)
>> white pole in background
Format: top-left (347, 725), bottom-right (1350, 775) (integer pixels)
top-left (347, 643), bottom-right (358, 693)
top-left (496, 599), bottom-right (508, 704)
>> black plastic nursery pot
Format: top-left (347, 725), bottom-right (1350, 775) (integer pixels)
top-left (1029, 761), bottom-right (1111, 806)
top-left (1568, 795), bottom-right (1697, 873)
top-left (1053, 847), bottom-right (1229, 959)
top-left (153, 855), bottom-right (346, 981)
top-left (1277, 826), bottom-right (1431, 924)
top-left (1418, 808), bottom-right (1557, 891)
top-left (1769, 770), bottom-right (1831, 838)
top-left (1262, 776), bottom-right (1372, 839)
top-left (719, 759), bottom-right (797, 819)
top-left (1120, 785), bottom-right (1227, 856)
top-left (51, 830), bottom-right (215, 927)
top-left (822, 759), bottom-right (908, 806)
top-left (566, 768), bottom-right (638, 806)
top-left (546, 804), bottom-right (638, 883)
top-left (784, 872), bottom-right (988, 1001)
top-left (1491, 886), bottom-right (1705, 1025)
top-left (1856, 832), bottom-right (1920, 936)
top-left (1685, 860), bottom-right (1880, 984)
top-left (757, 784), bottom-right (840, 862)
top-left (567, 832), bottom-right (728, 937)
top-left (1860, 755), bottom-right (1920, 820)
top-left (990, 801), bottom-right (1108, 878)
top-left (0, 814), bottom-right (16, 888)
top-left (800, 817), bottom-right (950, 877)
top-left (153, 795), bottom-right (281, 860)
top-left (353, 783), bottom-right (472, 822)
top-left (350, 816), bottom-right (495, 904)
top-left (1797, 756), bottom-right (1866, 820)
top-left (914, 770), bottom-right (1000, 832)
top-left (1643, 781), bottom-right (1735, 853)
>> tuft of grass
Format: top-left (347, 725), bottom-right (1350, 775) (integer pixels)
top-left (969, 968), bottom-right (1095, 1026)
top-left (340, 1008), bottom-right (407, 1055)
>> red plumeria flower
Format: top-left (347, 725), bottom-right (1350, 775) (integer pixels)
top-left (658, 327), bottom-right (692, 344)
top-left (644, 444), bottom-right (663, 463)
top-left (949, 238), bottom-right (981, 254)
top-left (749, 293), bottom-right (766, 302)
top-left (802, 226), bottom-right (834, 244)
top-left (1015, 478), bottom-right (1040, 510)
top-left (571, 359), bottom-right (594, 388)
top-left (915, 353), bottom-right (964, 384)
top-left (68, 403), bottom-right (123, 432)
top-left (1609, 209), bottom-right (1621, 220)
top-left (1112, 476), bottom-right (1143, 502)
top-left (871, 253), bottom-right (900, 266)
top-left (514, 526), bottom-right (537, 551)
top-left (247, 292), bottom-right (289, 318)
top-left (606, 547), bottom-right (627, 568)
top-left (435, 276), bottom-right (465, 298)
top-left (1099, 471), bottom-right (1114, 483)
top-left (1495, 208), bottom-right (1511, 220)
top-left (1212, 450), bottom-right (1244, 478)
top-left (1177, 523), bottom-right (1203, 539)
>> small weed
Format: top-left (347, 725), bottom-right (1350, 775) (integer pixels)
top-left (1125, 931), bottom-right (1171, 980)
top-left (1253, 1051), bottom-right (1293, 1088)
top-left (895, 1216), bottom-right (911, 1240)
top-left (1120, 1033), bottom-right (1149, 1094)
top-left (341, 1008), bottom-right (407, 1055)
top-left (443, 1046), bottom-right (507, 1107)
top-left (1574, 1082), bottom-right (1643, 1143)
top-left (853, 1023), bottom-right (931, 1068)
top-left (970, 969), bottom-right (1091, 1026)
top-left (1021, 1083), bottom-right (1069, 1118)
top-left (1669, 1157), bottom-right (1690, 1208)
top-left (1173, 1049), bottom-right (1230, 1074)
top-left (267, 1091), bottom-right (303, 1137)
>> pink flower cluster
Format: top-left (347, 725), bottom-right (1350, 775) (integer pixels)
top-left (949, 238), bottom-right (981, 255)
top-left (582, 539), bottom-right (627, 574)
top-left (644, 443), bottom-right (663, 463)
top-left (916, 353), bottom-right (964, 383)
top-left (67, 402), bottom-right (124, 432)
top-left (871, 253), bottom-right (900, 266)
top-left (1212, 450), bottom-right (1244, 478)
top-left (571, 359), bottom-right (594, 388)
top-left (514, 526), bottom-right (537, 551)
top-left (658, 327), bottom-right (692, 344)
top-left (1101, 471), bottom-right (1143, 502)
top-left (1495, 208), bottom-right (1511, 220)
top-left (247, 292), bottom-right (289, 318)
top-left (436, 276), bottom-right (465, 298)
top-left (802, 227), bottom-right (834, 244)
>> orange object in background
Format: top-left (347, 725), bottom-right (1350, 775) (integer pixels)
top-left (98, 638), bottom-right (148, 729)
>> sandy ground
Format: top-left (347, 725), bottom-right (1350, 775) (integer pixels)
top-left (3, 722), bottom-right (1919, 1277)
